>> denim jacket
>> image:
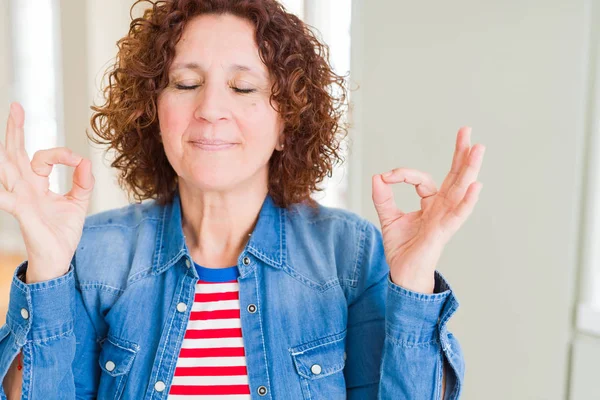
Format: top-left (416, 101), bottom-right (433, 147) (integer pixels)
top-left (0, 191), bottom-right (464, 399)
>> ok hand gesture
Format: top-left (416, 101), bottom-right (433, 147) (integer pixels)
top-left (372, 127), bottom-right (485, 294)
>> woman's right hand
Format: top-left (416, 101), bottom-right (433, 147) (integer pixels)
top-left (0, 102), bottom-right (95, 283)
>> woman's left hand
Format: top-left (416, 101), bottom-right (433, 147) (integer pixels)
top-left (371, 127), bottom-right (485, 294)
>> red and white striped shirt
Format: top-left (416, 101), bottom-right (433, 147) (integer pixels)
top-left (168, 263), bottom-right (251, 399)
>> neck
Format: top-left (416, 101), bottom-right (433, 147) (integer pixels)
top-left (178, 181), bottom-right (268, 269)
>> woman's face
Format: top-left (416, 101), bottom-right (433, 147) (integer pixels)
top-left (157, 13), bottom-right (283, 194)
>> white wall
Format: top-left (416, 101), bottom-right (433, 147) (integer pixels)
top-left (0, 0), bottom-right (22, 255)
top-left (0, 0), bottom-right (9, 114)
top-left (568, 1), bottom-right (600, 398)
top-left (83, 0), bottom-right (132, 213)
top-left (349, 0), bottom-right (587, 399)
top-left (61, 0), bottom-right (134, 215)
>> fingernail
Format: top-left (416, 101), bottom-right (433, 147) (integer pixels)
top-left (383, 171), bottom-right (393, 177)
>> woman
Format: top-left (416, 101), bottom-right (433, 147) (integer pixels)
top-left (0, 0), bottom-right (484, 398)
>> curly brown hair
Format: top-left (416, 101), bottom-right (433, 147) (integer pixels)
top-left (89, 0), bottom-right (349, 208)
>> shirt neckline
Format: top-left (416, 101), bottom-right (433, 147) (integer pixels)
top-left (194, 263), bottom-right (240, 283)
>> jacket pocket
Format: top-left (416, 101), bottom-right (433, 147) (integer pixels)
top-left (290, 329), bottom-right (347, 400)
top-left (97, 335), bottom-right (139, 399)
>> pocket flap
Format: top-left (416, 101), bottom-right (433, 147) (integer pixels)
top-left (290, 330), bottom-right (346, 380)
top-left (98, 336), bottom-right (138, 377)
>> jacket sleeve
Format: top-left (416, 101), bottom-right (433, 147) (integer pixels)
top-left (344, 221), bottom-right (465, 400)
top-left (0, 259), bottom-right (101, 399)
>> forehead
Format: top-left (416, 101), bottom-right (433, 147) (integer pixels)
top-left (173, 13), bottom-right (265, 71)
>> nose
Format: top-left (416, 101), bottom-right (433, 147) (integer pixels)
top-left (193, 81), bottom-right (231, 123)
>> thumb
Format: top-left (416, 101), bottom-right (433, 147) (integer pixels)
top-left (67, 157), bottom-right (95, 203)
top-left (372, 174), bottom-right (402, 227)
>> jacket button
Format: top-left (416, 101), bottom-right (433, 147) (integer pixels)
top-left (257, 386), bottom-right (268, 396)
top-left (154, 380), bottom-right (166, 392)
top-left (105, 361), bottom-right (116, 372)
top-left (311, 364), bottom-right (322, 375)
top-left (185, 259), bottom-right (191, 268)
top-left (20, 308), bottom-right (29, 320)
top-left (177, 302), bottom-right (187, 313)
top-left (247, 304), bottom-right (257, 313)
top-left (243, 256), bottom-right (251, 265)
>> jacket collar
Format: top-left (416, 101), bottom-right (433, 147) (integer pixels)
top-left (152, 189), bottom-right (285, 277)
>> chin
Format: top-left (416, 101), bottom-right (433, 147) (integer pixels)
top-left (184, 174), bottom-right (242, 193)
top-left (178, 162), bottom-right (266, 193)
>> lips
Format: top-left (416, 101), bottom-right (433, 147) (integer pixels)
top-left (188, 138), bottom-right (239, 151)
top-left (189, 138), bottom-right (236, 145)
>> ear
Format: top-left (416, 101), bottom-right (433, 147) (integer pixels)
top-left (276, 125), bottom-right (285, 151)
top-left (276, 136), bottom-right (285, 151)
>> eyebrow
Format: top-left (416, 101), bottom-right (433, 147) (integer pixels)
top-left (170, 62), bottom-right (268, 80)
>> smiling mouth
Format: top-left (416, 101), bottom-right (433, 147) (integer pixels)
top-left (188, 140), bottom-right (238, 151)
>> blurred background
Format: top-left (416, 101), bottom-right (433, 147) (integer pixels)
top-left (0, 0), bottom-right (596, 398)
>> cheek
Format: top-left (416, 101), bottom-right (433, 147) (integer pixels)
top-left (157, 94), bottom-right (190, 135)
top-left (235, 100), bottom-right (281, 144)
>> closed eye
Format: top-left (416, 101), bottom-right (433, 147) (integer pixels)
top-left (175, 84), bottom-right (200, 91)
top-left (232, 87), bottom-right (256, 94)
top-left (174, 84), bottom-right (255, 94)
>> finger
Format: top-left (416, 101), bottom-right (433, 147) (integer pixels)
top-left (439, 127), bottom-right (471, 196)
top-left (0, 146), bottom-right (20, 191)
top-left (442, 181), bottom-right (483, 232)
top-left (5, 103), bottom-right (25, 155)
top-left (67, 157), bottom-right (95, 202)
top-left (0, 190), bottom-right (17, 215)
top-left (450, 127), bottom-right (472, 175)
top-left (446, 144), bottom-right (485, 205)
top-left (380, 168), bottom-right (438, 198)
top-left (421, 195), bottom-right (436, 211)
top-left (372, 174), bottom-right (403, 228)
top-left (5, 103), bottom-right (32, 178)
top-left (31, 147), bottom-right (82, 177)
